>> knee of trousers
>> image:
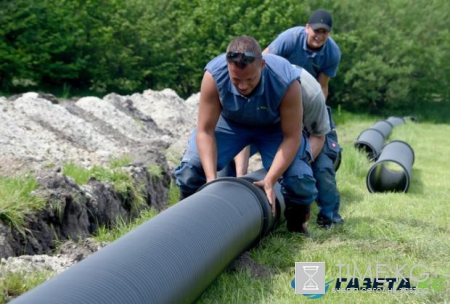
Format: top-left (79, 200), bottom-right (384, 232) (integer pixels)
top-left (282, 174), bottom-right (318, 205)
top-left (316, 189), bottom-right (340, 211)
top-left (312, 152), bottom-right (335, 172)
top-left (313, 167), bottom-right (337, 187)
top-left (314, 169), bottom-right (340, 208)
top-left (173, 162), bottom-right (206, 194)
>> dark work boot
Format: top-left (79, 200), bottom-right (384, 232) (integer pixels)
top-left (332, 213), bottom-right (345, 225)
top-left (332, 201), bottom-right (344, 225)
top-left (317, 214), bottom-right (333, 230)
top-left (285, 201), bottom-right (311, 236)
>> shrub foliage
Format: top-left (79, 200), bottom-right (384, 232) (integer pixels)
top-left (1, 0), bottom-right (448, 115)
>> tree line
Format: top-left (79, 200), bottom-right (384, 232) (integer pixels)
top-left (1, 0), bottom-right (449, 115)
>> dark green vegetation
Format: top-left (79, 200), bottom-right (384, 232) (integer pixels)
top-left (1, 0), bottom-right (449, 119)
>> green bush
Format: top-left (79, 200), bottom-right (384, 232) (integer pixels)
top-left (1, 0), bottom-right (448, 118)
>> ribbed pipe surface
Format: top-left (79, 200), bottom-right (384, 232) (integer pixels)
top-left (11, 175), bottom-right (277, 304)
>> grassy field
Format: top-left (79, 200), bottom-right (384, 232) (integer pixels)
top-left (1, 111), bottom-right (449, 303)
top-left (196, 112), bottom-right (450, 303)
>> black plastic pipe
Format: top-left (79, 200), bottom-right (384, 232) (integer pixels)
top-left (366, 140), bottom-right (415, 193)
top-left (370, 120), bottom-right (393, 139)
top-left (11, 169), bottom-right (282, 304)
top-left (354, 128), bottom-right (386, 160)
top-left (385, 116), bottom-right (406, 127)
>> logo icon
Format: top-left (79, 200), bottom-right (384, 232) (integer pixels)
top-left (291, 276), bottom-right (334, 300)
top-left (295, 262), bottom-right (325, 294)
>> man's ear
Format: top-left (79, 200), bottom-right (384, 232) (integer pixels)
top-left (260, 58), bottom-right (266, 70)
top-left (305, 24), bottom-right (313, 34)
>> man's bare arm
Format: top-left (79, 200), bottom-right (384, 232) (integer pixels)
top-left (234, 146), bottom-right (250, 177)
top-left (309, 135), bottom-right (326, 160)
top-left (266, 80), bottom-right (303, 184)
top-left (317, 72), bottom-right (330, 100)
top-left (196, 71), bottom-right (221, 183)
top-left (254, 80), bottom-right (303, 215)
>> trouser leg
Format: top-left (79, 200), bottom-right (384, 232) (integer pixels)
top-left (256, 131), bottom-right (317, 235)
top-left (312, 150), bottom-right (341, 228)
top-left (174, 119), bottom-right (251, 200)
top-left (284, 200), bottom-right (311, 235)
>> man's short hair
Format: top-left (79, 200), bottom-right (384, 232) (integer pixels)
top-left (226, 36), bottom-right (262, 68)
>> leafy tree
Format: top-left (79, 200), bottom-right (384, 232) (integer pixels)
top-left (0, 0), bottom-right (448, 118)
top-left (329, 0), bottom-right (450, 113)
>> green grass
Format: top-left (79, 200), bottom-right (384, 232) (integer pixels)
top-left (2, 112), bottom-right (449, 303)
top-left (63, 156), bottom-right (148, 214)
top-left (147, 164), bottom-right (164, 178)
top-left (0, 156), bottom-right (159, 232)
top-left (94, 208), bottom-right (159, 243)
top-left (0, 269), bottom-right (51, 303)
top-left (0, 175), bottom-right (45, 231)
top-left (0, 157), bottom-right (170, 303)
top-left (195, 112), bottom-right (450, 304)
top-left (63, 156), bottom-right (133, 185)
top-left (0, 180), bottom-right (176, 303)
top-left (92, 180), bottom-right (179, 243)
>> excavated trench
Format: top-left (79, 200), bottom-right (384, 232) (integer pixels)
top-left (0, 89), bottom-right (198, 264)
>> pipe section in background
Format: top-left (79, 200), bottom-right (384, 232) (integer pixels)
top-left (354, 128), bottom-right (385, 160)
top-left (370, 120), bottom-right (393, 139)
top-left (11, 169), bottom-right (282, 304)
top-left (385, 116), bottom-right (406, 127)
top-left (366, 140), bottom-right (415, 193)
top-left (404, 115), bottom-right (419, 123)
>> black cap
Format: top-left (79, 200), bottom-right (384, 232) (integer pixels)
top-left (308, 9), bottom-right (332, 32)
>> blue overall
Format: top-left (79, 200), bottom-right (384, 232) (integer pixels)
top-left (174, 54), bottom-right (317, 205)
top-left (312, 107), bottom-right (342, 221)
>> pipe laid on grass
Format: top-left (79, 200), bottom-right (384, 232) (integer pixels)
top-left (385, 116), bottom-right (406, 127)
top-left (11, 169), bottom-right (282, 304)
top-left (366, 140), bottom-right (415, 193)
top-left (354, 128), bottom-right (385, 160)
top-left (370, 120), bottom-right (393, 139)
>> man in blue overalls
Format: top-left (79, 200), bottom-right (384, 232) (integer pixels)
top-left (174, 35), bottom-right (317, 234)
top-left (264, 9), bottom-right (344, 228)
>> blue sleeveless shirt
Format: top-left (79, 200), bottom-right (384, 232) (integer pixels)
top-left (205, 54), bottom-right (300, 126)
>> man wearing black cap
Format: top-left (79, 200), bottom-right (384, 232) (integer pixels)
top-left (263, 9), bottom-right (340, 99)
top-left (262, 9), bottom-right (344, 229)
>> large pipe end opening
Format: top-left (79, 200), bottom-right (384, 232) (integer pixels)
top-left (200, 169), bottom-right (284, 239)
top-left (355, 142), bottom-right (378, 161)
top-left (366, 160), bottom-right (410, 193)
top-left (355, 128), bottom-right (385, 160)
